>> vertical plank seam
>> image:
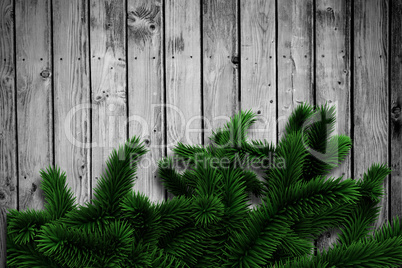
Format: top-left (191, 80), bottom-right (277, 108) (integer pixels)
top-left (350, 0), bottom-right (355, 181)
top-left (50, 0), bottom-right (55, 169)
top-left (312, 0), bottom-right (317, 256)
top-left (12, 0), bottom-right (19, 212)
top-left (87, 0), bottom-right (93, 205)
top-left (346, 0), bottom-right (351, 178)
top-left (312, 0), bottom-right (316, 107)
top-left (237, 0), bottom-right (241, 108)
top-left (162, 0), bottom-right (168, 201)
top-left (125, 0), bottom-right (129, 143)
top-left (200, 0), bottom-right (205, 146)
top-left (275, 0), bottom-right (278, 144)
top-left (388, 0), bottom-right (392, 223)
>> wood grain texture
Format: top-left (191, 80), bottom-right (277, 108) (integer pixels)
top-left (0, 207), bottom-right (6, 268)
top-left (240, 0), bottom-right (275, 208)
top-left (276, 0), bottom-right (313, 256)
top-left (127, 0), bottom-right (165, 202)
top-left (240, 0), bottom-right (276, 144)
top-left (354, 0), bottom-right (389, 230)
top-left (53, 0), bottom-right (91, 207)
top-left (15, 0), bottom-right (52, 211)
top-left (165, 0), bottom-right (202, 199)
top-left (202, 0), bottom-right (239, 142)
top-left (165, 0), bottom-right (202, 151)
top-left (0, 0), bottom-right (17, 211)
top-left (315, 0), bottom-right (351, 252)
top-left (390, 0), bottom-right (402, 223)
top-left (90, 0), bottom-right (127, 201)
top-left (277, 0), bottom-right (314, 139)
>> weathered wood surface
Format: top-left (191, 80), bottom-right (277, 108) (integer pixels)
top-left (240, 0), bottom-right (275, 208)
top-left (165, 0), bottom-right (202, 199)
top-left (391, 0), bottom-right (402, 225)
top-left (0, 0), bottom-right (17, 211)
top-left (1, 1), bottom-right (402, 263)
top-left (0, 207), bottom-right (6, 268)
top-left (277, 0), bottom-right (314, 251)
top-left (354, 0), bottom-right (389, 231)
top-left (53, 0), bottom-right (91, 207)
top-left (277, 0), bottom-right (314, 139)
top-left (202, 0), bottom-right (239, 143)
top-left (127, 0), bottom-right (165, 202)
top-left (90, 0), bottom-right (127, 201)
top-left (315, 0), bottom-right (351, 252)
top-left (240, 0), bottom-right (276, 144)
top-left (15, 0), bottom-right (52, 211)
top-left (165, 0), bottom-right (202, 150)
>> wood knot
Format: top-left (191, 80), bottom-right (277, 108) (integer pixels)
top-left (0, 191), bottom-right (5, 200)
top-left (40, 69), bottom-right (51, 78)
top-left (231, 55), bottom-right (239, 65)
top-left (326, 7), bottom-right (333, 12)
top-left (127, 5), bottom-right (160, 45)
top-left (392, 106), bottom-right (401, 119)
top-left (326, 232), bottom-right (331, 238)
top-left (94, 94), bottom-right (104, 103)
top-left (2, 76), bottom-right (13, 86)
top-left (127, 12), bottom-right (136, 23)
top-left (31, 183), bottom-right (37, 192)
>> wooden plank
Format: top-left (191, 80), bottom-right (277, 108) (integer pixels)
top-left (354, 0), bottom-right (389, 230)
top-left (53, 0), bottom-right (91, 207)
top-left (391, 0), bottom-right (402, 224)
top-left (0, 207), bottom-right (6, 268)
top-left (315, 0), bottom-right (351, 252)
top-left (240, 0), bottom-right (276, 144)
top-left (165, 0), bottom-right (202, 199)
top-left (240, 0), bottom-right (275, 208)
top-left (165, 0), bottom-right (202, 151)
top-left (90, 0), bottom-right (127, 201)
top-left (277, 0), bottom-right (314, 139)
top-left (277, 0), bottom-right (314, 254)
top-left (0, 0), bottom-right (17, 211)
top-left (127, 0), bottom-right (165, 202)
top-left (15, 0), bottom-right (52, 211)
top-left (315, 0), bottom-right (351, 179)
top-left (202, 0), bottom-right (239, 142)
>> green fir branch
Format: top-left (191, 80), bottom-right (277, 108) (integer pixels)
top-left (39, 166), bottom-right (77, 220)
top-left (91, 136), bottom-right (148, 217)
top-left (7, 103), bottom-right (400, 268)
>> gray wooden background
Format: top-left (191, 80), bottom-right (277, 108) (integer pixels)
top-left (0, 0), bottom-right (401, 264)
